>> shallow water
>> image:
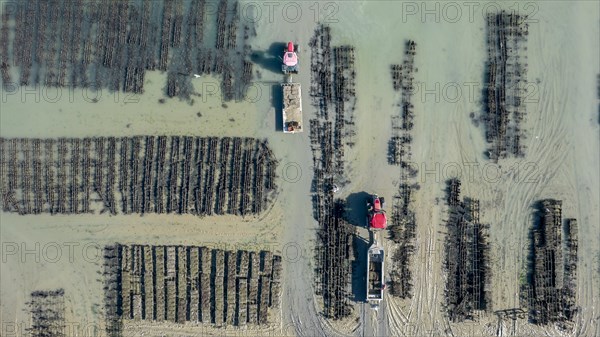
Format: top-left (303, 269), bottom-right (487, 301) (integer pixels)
top-left (1, 0), bottom-right (599, 335)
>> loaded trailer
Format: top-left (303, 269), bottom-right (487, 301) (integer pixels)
top-left (367, 242), bottom-right (385, 309)
top-left (282, 83), bottom-right (303, 133)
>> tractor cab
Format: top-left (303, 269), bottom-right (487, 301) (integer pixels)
top-left (282, 41), bottom-right (299, 74)
top-left (367, 195), bottom-right (387, 230)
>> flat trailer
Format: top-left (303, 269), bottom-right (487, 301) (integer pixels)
top-left (282, 83), bottom-right (303, 133)
top-left (367, 242), bottom-right (384, 309)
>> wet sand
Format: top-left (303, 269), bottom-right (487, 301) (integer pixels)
top-left (2, 1), bottom-right (599, 336)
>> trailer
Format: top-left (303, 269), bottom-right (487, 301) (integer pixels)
top-left (367, 242), bottom-right (384, 309)
top-left (282, 83), bottom-right (303, 133)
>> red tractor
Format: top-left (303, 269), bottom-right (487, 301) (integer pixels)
top-left (367, 194), bottom-right (387, 231)
top-left (282, 41), bottom-right (299, 74)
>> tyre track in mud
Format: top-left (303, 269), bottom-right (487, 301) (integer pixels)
top-left (487, 79), bottom-right (569, 313)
